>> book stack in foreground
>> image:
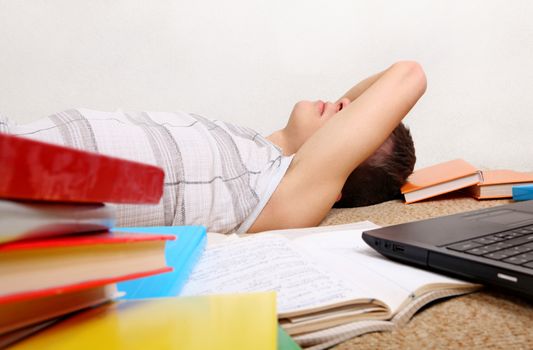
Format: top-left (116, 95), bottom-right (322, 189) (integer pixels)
top-left (0, 133), bottom-right (175, 347)
top-left (1, 133), bottom-right (292, 350)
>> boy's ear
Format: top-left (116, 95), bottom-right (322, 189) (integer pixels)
top-left (336, 193), bottom-right (342, 202)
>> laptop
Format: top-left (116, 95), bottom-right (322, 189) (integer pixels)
top-left (362, 200), bottom-right (533, 297)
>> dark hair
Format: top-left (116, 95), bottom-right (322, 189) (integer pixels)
top-left (333, 123), bottom-right (416, 208)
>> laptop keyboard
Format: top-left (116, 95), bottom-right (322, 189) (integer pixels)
top-left (446, 224), bottom-right (533, 268)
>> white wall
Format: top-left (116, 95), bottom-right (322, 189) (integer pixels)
top-left (1, 0), bottom-right (532, 170)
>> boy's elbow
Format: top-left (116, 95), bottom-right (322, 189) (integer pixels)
top-left (390, 61), bottom-right (427, 95)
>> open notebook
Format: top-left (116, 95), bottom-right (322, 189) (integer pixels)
top-left (180, 222), bottom-right (480, 350)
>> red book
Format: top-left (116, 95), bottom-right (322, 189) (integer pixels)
top-left (0, 133), bottom-right (164, 204)
top-left (0, 232), bottom-right (174, 304)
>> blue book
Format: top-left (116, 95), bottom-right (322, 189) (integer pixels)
top-left (113, 226), bottom-right (206, 299)
top-left (513, 184), bottom-right (533, 201)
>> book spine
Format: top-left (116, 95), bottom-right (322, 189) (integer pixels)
top-left (0, 233), bottom-right (175, 252)
top-left (0, 267), bottom-right (172, 304)
top-left (0, 133), bottom-right (164, 204)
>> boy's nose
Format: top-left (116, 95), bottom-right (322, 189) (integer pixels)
top-left (337, 98), bottom-right (351, 112)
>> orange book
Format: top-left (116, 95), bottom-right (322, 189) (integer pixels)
top-left (0, 232), bottom-right (173, 304)
top-left (469, 169), bottom-right (533, 199)
top-left (0, 285), bottom-right (117, 335)
top-left (401, 159), bottom-right (482, 204)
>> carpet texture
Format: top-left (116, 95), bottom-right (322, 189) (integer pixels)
top-left (320, 195), bottom-right (533, 350)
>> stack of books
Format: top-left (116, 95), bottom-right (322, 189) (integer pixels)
top-left (0, 133), bottom-right (175, 347)
top-left (1, 132), bottom-right (295, 350)
top-left (401, 158), bottom-right (533, 203)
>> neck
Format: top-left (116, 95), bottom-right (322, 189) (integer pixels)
top-left (266, 129), bottom-right (294, 156)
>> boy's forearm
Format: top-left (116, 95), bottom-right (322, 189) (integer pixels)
top-left (337, 70), bottom-right (387, 102)
top-left (299, 61), bottom-right (426, 182)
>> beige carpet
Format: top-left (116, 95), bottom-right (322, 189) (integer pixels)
top-left (320, 195), bottom-right (533, 350)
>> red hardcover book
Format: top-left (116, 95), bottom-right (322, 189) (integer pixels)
top-left (0, 232), bottom-right (175, 304)
top-left (0, 133), bottom-right (164, 204)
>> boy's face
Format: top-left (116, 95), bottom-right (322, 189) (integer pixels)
top-left (283, 98), bottom-right (350, 152)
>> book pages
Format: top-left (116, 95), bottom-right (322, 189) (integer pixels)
top-left (291, 228), bottom-right (474, 313)
top-left (182, 222), bottom-right (479, 347)
top-left (295, 288), bottom-right (478, 350)
top-left (180, 234), bottom-right (370, 314)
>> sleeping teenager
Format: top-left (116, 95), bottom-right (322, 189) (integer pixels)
top-left (0, 61), bottom-right (426, 233)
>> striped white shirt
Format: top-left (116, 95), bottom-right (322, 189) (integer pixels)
top-left (1, 109), bottom-right (293, 233)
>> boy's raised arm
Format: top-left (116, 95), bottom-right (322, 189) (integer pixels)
top-left (301, 61), bottom-right (426, 178)
top-left (250, 61), bottom-right (426, 232)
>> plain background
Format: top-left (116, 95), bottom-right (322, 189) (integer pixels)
top-left (1, 0), bottom-right (532, 170)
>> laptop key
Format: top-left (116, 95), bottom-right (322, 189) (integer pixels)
top-left (494, 232), bottom-right (511, 238)
top-left (484, 251), bottom-right (515, 260)
top-left (483, 241), bottom-right (514, 252)
top-left (500, 234), bottom-right (533, 247)
top-left (504, 256), bottom-right (532, 265)
top-left (509, 252), bottom-right (533, 266)
top-left (473, 237), bottom-right (500, 245)
top-left (523, 242), bottom-right (533, 249)
top-left (466, 247), bottom-right (493, 256)
top-left (484, 245), bottom-right (533, 260)
top-left (447, 241), bottom-right (482, 252)
top-left (482, 234), bottom-right (506, 242)
top-left (505, 245), bottom-right (533, 254)
top-left (515, 228), bottom-right (533, 234)
top-left (505, 231), bottom-right (524, 238)
top-left (522, 261), bottom-right (533, 269)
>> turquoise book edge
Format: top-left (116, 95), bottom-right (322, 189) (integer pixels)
top-left (513, 184), bottom-right (533, 201)
top-left (113, 226), bottom-right (206, 299)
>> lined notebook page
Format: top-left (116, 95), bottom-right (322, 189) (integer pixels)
top-left (180, 234), bottom-right (369, 314)
top-left (292, 228), bottom-right (471, 313)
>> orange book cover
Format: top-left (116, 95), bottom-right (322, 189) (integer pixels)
top-left (401, 159), bottom-right (481, 204)
top-left (480, 169), bottom-right (533, 186)
top-left (471, 169), bottom-right (533, 199)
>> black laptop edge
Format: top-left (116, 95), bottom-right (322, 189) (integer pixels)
top-left (362, 200), bottom-right (533, 297)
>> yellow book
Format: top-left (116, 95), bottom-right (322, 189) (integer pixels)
top-left (11, 292), bottom-right (277, 350)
